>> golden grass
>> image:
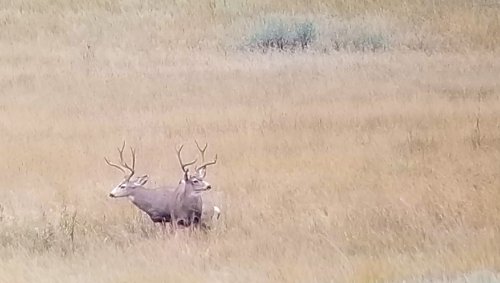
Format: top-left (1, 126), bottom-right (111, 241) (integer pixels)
top-left (1, 1), bottom-right (500, 282)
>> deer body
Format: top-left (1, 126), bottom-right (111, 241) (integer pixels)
top-left (109, 176), bottom-right (204, 226)
top-left (129, 183), bottom-right (219, 226)
top-left (171, 181), bottom-right (204, 226)
top-left (126, 185), bottom-right (177, 223)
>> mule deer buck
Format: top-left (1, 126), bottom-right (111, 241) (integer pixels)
top-left (105, 142), bottom-right (218, 228)
top-left (194, 140), bottom-right (221, 222)
top-left (170, 143), bottom-right (218, 226)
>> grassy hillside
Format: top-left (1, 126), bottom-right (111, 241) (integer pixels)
top-left (0, 1), bottom-right (500, 282)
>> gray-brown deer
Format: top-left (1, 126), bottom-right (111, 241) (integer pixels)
top-left (105, 142), bottom-right (217, 227)
top-left (193, 140), bottom-right (221, 222)
top-left (173, 142), bottom-right (219, 226)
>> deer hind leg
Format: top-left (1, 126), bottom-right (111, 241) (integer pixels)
top-left (168, 214), bottom-right (178, 236)
top-left (160, 219), bottom-right (171, 235)
top-left (172, 217), bottom-right (190, 237)
top-left (151, 215), bottom-right (171, 235)
top-left (159, 220), bottom-right (165, 232)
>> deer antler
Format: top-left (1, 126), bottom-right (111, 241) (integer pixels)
top-left (195, 140), bottom-right (208, 161)
top-left (194, 140), bottom-right (217, 173)
top-left (122, 147), bottom-right (136, 177)
top-left (175, 144), bottom-right (197, 174)
top-left (104, 157), bottom-right (126, 174)
top-left (104, 141), bottom-right (136, 180)
top-left (196, 154), bottom-right (218, 172)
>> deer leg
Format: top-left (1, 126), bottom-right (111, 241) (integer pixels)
top-left (167, 221), bottom-right (174, 234)
top-left (160, 220), bottom-right (168, 234)
top-left (186, 215), bottom-right (194, 234)
top-left (191, 211), bottom-right (202, 233)
top-left (193, 214), bottom-right (199, 231)
top-left (171, 216), bottom-right (180, 237)
top-left (191, 211), bottom-right (201, 231)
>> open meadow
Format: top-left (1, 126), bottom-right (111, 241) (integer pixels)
top-left (1, 0), bottom-right (500, 282)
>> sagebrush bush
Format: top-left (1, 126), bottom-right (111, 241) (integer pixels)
top-left (245, 15), bottom-right (393, 53)
top-left (248, 18), bottom-right (317, 52)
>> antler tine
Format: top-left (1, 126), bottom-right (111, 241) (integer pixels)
top-left (109, 141), bottom-right (135, 179)
top-left (104, 157), bottom-right (127, 174)
top-left (130, 147), bottom-right (136, 171)
top-left (121, 147), bottom-right (136, 178)
top-left (196, 154), bottom-right (218, 171)
top-left (194, 140), bottom-right (208, 162)
top-left (176, 144), bottom-right (197, 173)
top-left (117, 141), bottom-right (126, 166)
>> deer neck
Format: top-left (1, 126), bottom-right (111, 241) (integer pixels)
top-left (127, 187), bottom-right (147, 204)
top-left (174, 182), bottom-right (198, 205)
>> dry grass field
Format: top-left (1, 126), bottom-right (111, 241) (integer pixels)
top-left (1, 0), bottom-right (500, 282)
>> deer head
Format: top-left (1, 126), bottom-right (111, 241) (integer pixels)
top-left (105, 142), bottom-right (147, 198)
top-left (175, 144), bottom-right (216, 193)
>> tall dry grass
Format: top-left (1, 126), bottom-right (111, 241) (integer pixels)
top-left (1, 0), bottom-right (500, 282)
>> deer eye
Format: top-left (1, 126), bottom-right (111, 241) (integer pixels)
top-left (120, 184), bottom-right (126, 188)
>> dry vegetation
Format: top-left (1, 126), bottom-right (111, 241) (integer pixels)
top-left (1, 0), bottom-right (500, 282)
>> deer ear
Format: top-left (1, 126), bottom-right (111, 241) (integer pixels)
top-left (196, 168), bottom-right (206, 178)
top-left (134, 175), bottom-right (148, 186)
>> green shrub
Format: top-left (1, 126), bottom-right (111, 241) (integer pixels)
top-left (248, 18), bottom-right (317, 52)
top-left (243, 15), bottom-right (394, 53)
